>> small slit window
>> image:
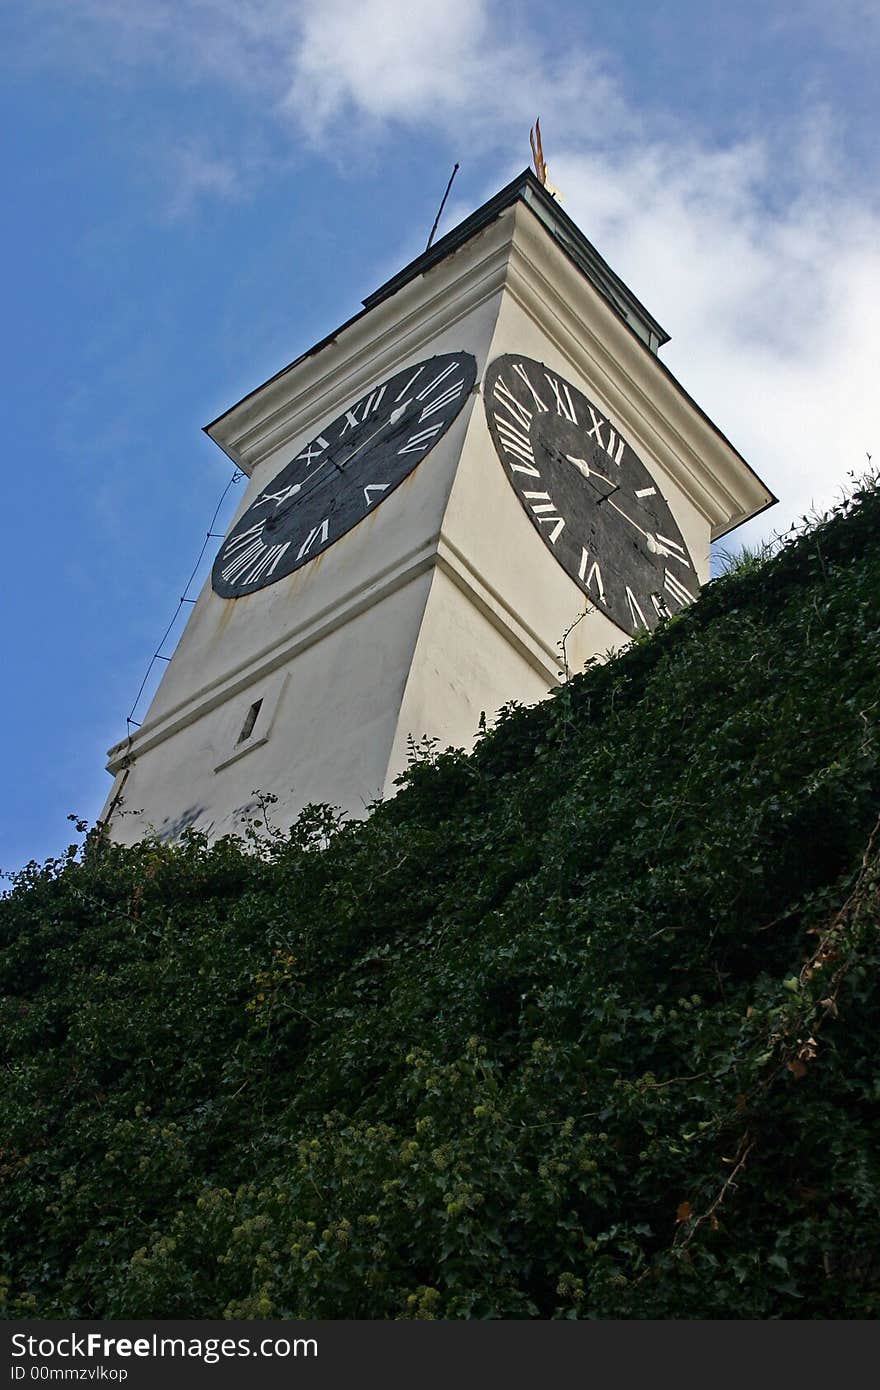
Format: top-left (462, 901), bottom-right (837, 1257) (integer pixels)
top-left (214, 672), bottom-right (288, 775)
top-left (237, 699), bottom-right (263, 745)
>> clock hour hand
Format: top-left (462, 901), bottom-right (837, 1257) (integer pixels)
top-left (565, 453), bottom-right (620, 504)
top-left (256, 399), bottom-right (414, 520)
top-left (564, 454), bottom-right (616, 489)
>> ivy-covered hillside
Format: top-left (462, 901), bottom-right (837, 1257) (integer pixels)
top-left (2, 481), bottom-right (879, 1320)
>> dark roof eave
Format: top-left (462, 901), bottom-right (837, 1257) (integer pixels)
top-left (203, 169), bottom-right (667, 439)
top-left (203, 170), bottom-right (776, 531)
top-left (363, 168), bottom-right (670, 350)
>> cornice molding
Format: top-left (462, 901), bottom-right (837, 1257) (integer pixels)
top-left (206, 215), bottom-right (516, 477)
top-left (435, 531), bottom-right (562, 684)
top-left (501, 204), bottom-right (774, 538)
top-left (106, 524), bottom-right (559, 775)
top-left (207, 196), bottom-right (773, 539)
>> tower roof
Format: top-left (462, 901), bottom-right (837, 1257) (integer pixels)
top-left (364, 168), bottom-right (669, 355)
top-left (205, 167), bottom-right (775, 538)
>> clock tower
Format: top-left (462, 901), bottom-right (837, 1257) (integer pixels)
top-left (103, 171), bottom-right (774, 843)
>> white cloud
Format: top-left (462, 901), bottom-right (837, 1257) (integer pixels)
top-left (274, 0), bottom-right (878, 539)
top-left (286, 0), bottom-right (491, 126)
top-left (20, 1), bottom-right (628, 142)
top-left (16, 0), bottom-right (879, 538)
top-left (164, 142), bottom-right (241, 220)
top-left (282, 0), bottom-right (627, 143)
top-left (548, 131), bottom-right (879, 542)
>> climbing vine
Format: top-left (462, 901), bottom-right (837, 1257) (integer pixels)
top-left (1, 478), bottom-right (879, 1319)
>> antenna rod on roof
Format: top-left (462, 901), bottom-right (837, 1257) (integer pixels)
top-left (426, 163), bottom-right (460, 250)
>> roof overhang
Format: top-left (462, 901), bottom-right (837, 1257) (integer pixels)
top-left (205, 171), bottom-right (775, 537)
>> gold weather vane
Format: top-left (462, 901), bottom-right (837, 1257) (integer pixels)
top-left (529, 118), bottom-right (563, 201)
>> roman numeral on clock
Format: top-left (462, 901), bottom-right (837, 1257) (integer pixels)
top-left (625, 586), bottom-right (649, 630)
top-left (416, 362), bottom-right (459, 401)
top-left (663, 568), bottom-right (696, 607)
top-left (340, 385), bottom-right (387, 435)
top-left (220, 520), bottom-right (264, 575)
top-left (296, 518), bottom-right (330, 561)
top-left (493, 412), bottom-right (540, 475)
top-left (651, 593), bottom-right (672, 621)
top-left (492, 377), bottom-right (541, 475)
top-left (419, 379), bottom-right (464, 421)
top-left (512, 362), bottom-right (549, 413)
top-left (544, 373), bottom-right (577, 424)
top-left (585, 407), bottom-right (626, 465)
top-left (493, 377), bottom-right (533, 434)
top-left (654, 534), bottom-right (691, 566)
top-left (398, 423), bottom-right (443, 455)
top-left (220, 522), bottom-right (292, 586)
top-left (220, 537), bottom-right (263, 584)
top-left (296, 435), bottom-right (330, 469)
top-left (254, 482), bottom-right (302, 510)
top-left (523, 491), bottom-right (565, 544)
top-left (223, 520), bottom-right (264, 551)
top-left (363, 483), bottom-right (390, 508)
top-left (395, 365), bottom-right (425, 400)
top-left (238, 542), bottom-right (291, 586)
top-left (578, 548), bottom-right (605, 601)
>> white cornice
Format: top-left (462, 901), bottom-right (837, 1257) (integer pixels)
top-left (435, 531), bottom-right (562, 684)
top-left (207, 198), bottom-right (773, 537)
top-left (107, 534), bottom-right (438, 773)
top-left (502, 204), bottom-right (774, 539)
top-left (106, 530), bottom-right (560, 774)
top-left (206, 215), bottom-right (516, 477)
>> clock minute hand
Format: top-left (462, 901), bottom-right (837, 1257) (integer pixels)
top-left (606, 496), bottom-right (649, 538)
top-left (334, 399), bottom-right (412, 470)
top-left (604, 497), bottom-right (690, 563)
top-left (271, 400), bottom-right (407, 499)
top-left (259, 399), bottom-right (418, 530)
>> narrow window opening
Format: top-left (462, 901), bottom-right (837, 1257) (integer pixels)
top-left (237, 699), bottom-right (263, 745)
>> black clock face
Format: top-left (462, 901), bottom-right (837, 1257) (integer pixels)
top-left (213, 351), bottom-right (476, 598)
top-left (484, 354), bottom-right (698, 636)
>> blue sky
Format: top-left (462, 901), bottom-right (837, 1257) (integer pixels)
top-left (2, 0), bottom-right (878, 872)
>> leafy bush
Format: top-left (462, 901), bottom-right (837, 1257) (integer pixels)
top-left (2, 479), bottom-right (879, 1319)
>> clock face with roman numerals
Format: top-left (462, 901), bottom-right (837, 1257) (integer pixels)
top-left (213, 351), bottom-right (476, 598)
top-left (484, 354), bottom-right (698, 636)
